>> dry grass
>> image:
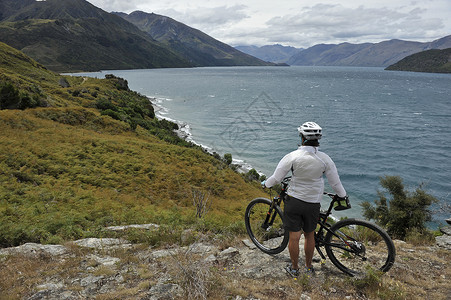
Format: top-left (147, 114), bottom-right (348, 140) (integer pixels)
top-left (0, 236), bottom-right (450, 300)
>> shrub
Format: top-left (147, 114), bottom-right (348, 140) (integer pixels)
top-left (0, 81), bottom-right (21, 109)
top-left (224, 153), bottom-right (232, 165)
top-left (0, 81), bottom-right (42, 110)
top-left (361, 175), bottom-right (438, 240)
top-left (245, 168), bottom-right (261, 182)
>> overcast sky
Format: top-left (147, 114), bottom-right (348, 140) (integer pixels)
top-left (87, 0), bottom-right (451, 48)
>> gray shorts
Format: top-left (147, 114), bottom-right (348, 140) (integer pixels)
top-left (283, 195), bottom-right (320, 233)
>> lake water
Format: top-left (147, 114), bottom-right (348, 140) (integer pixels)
top-left (75, 66), bottom-right (451, 225)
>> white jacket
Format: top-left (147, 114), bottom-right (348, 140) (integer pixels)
top-left (265, 146), bottom-right (346, 203)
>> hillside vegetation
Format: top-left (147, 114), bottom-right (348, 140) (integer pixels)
top-left (0, 42), bottom-right (264, 247)
top-left (385, 48), bottom-right (451, 73)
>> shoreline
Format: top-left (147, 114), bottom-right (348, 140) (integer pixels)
top-left (149, 96), bottom-right (259, 175)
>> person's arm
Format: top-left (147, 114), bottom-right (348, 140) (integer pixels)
top-left (324, 158), bottom-right (346, 197)
top-left (264, 153), bottom-right (293, 188)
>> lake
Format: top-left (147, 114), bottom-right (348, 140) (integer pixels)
top-left (75, 66), bottom-right (451, 225)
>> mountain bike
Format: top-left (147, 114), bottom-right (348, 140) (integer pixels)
top-left (244, 177), bottom-right (396, 276)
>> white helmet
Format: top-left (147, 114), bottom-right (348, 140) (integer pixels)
top-left (298, 122), bottom-right (322, 140)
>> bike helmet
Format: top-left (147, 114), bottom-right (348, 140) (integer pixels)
top-left (298, 122), bottom-right (322, 140)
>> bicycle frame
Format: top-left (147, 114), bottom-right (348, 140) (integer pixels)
top-left (315, 194), bottom-right (365, 261)
top-left (268, 178), bottom-right (359, 262)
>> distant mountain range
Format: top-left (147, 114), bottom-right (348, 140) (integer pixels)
top-left (0, 0), bottom-right (271, 72)
top-left (1, 0), bottom-right (450, 72)
top-left (237, 36), bottom-right (451, 67)
top-left (235, 44), bottom-right (302, 64)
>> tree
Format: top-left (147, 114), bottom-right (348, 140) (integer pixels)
top-left (361, 175), bottom-right (438, 240)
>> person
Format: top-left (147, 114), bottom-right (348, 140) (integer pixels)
top-left (262, 121), bottom-right (347, 277)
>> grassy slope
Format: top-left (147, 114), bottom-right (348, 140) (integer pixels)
top-left (0, 42), bottom-right (264, 247)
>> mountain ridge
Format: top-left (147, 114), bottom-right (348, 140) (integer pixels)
top-left (235, 44), bottom-right (302, 64)
top-left (286, 35), bottom-right (451, 67)
top-left (114, 10), bottom-right (273, 67)
top-left (0, 0), bottom-right (192, 72)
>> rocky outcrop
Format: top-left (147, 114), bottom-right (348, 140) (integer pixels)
top-left (0, 223), bottom-right (449, 299)
top-left (437, 224), bottom-right (451, 250)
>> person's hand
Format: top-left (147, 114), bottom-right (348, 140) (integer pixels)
top-left (261, 180), bottom-right (267, 189)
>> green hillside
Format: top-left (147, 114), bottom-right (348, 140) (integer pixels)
top-left (0, 0), bottom-right (192, 72)
top-left (385, 48), bottom-right (451, 73)
top-left (0, 42), bottom-right (264, 247)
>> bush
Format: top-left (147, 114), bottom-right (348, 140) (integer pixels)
top-left (361, 175), bottom-right (438, 240)
top-left (245, 168), bottom-right (261, 182)
top-left (0, 81), bottom-right (20, 109)
top-left (223, 153), bottom-right (232, 165)
top-left (0, 81), bottom-right (43, 110)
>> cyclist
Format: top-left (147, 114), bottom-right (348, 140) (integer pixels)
top-left (262, 121), bottom-right (347, 277)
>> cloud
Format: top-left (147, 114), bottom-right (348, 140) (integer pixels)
top-left (159, 5), bottom-right (250, 28)
top-left (87, 0), bottom-right (449, 47)
top-left (263, 4), bottom-right (445, 47)
top-left (88, 0), bottom-right (139, 12)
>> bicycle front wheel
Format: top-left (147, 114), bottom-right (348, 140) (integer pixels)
top-left (325, 218), bottom-right (395, 277)
top-left (244, 198), bottom-right (288, 255)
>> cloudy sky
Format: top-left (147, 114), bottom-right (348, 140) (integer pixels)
top-left (87, 0), bottom-right (451, 48)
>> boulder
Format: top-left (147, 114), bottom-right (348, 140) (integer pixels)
top-left (0, 243), bottom-right (67, 257)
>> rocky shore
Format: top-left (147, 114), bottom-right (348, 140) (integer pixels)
top-left (1, 223), bottom-right (450, 299)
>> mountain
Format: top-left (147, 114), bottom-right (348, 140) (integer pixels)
top-left (235, 44), bottom-right (302, 64)
top-left (385, 48), bottom-right (451, 73)
top-left (0, 0), bottom-right (192, 72)
top-left (114, 11), bottom-right (273, 67)
top-left (287, 35), bottom-right (451, 67)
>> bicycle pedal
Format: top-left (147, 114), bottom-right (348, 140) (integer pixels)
top-left (320, 259), bottom-right (326, 265)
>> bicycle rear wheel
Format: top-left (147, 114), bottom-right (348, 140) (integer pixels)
top-left (244, 198), bottom-right (288, 254)
top-left (325, 218), bottom-right (395, 277)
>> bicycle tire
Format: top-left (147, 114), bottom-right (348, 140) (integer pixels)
top-left (244, 198), bottom-right (288, 254)
top-left (324, 218), bottom-right (396, 277)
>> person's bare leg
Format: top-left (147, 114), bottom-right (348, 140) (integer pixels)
top-left (303, 230), bottom-right (315, 268)
top-left (288, 231), bottom-right (302, 269)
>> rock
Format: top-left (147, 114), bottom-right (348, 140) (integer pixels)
top-left (436, 235), bottom-right (451, 250)
top-left (150, 249), bottom-right (178, 259)
top-left (0, 243), bottom-right (67, 257)
top-left (218, 247), bottom-right (239, 260)
top-left (79, 274), bottom-right (104, 287)
top-left (204, 254), bottom-right (217, 263)
top-left (148, 283), bottom-right (183, 300)
top-left (300, 294), bottom-right (312, 300)
top-left (439, 225), bottom-right (451, 235)
top-left (105, 223), bottom-right (159, 231)
top-left (87, 254), bottom-right (120, 267)
top-left (242, 239), bottom-right (257, 249)
top-left (73, 238), bottom-right (131, 249)
top-left (58, 77), bottom-right (70, 88)
top-left (187, 242), bottom-right (216, 254)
